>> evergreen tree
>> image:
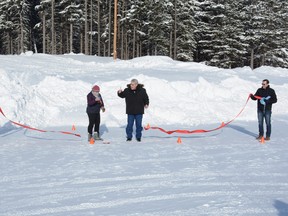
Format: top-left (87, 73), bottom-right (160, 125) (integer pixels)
top-left (259, 0), bottom-right (288, 68)
top-left (0, 1), bottom-right (14, 54)
top-left (195, 0), bottom-right (223, 64)
top-left (58, 0), bottom-right (83, 53)
top-left (0, 0), bottom-right (31, 54)
top-left (242, 0), bottom-right (288, 68)
top-left (175, 0), bottom-right (197, 61)
top-left (145, 0), bottom-right (172, 56)
top-left (0, 0), bottom-right (287, 68)
top-left (195, 0), bottom-right (245, 68)
top-left (29, 0), bottom-right (41, 53)
top-left (213, 0), bottom-right (247, 68)
top-left (35, 0), bottom-right (53, 53)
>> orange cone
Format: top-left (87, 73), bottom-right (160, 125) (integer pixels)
top-left (90, 137), bottom-right (95, 144)
top-left (72, 125), bottom-right (76, 131)
top-left (145, 123), bottom-right (150, 130)
top-left (177, 137), bottom-right (182, 144)
top-left (260, 136), bottom-right (265, 144)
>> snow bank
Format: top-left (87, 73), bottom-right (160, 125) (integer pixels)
top-left (0, 54), bottom-right (287, 128)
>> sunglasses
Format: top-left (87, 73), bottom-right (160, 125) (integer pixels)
top-left (262, 83), bottom-right (267, 86)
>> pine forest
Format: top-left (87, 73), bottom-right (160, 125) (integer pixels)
top-left (0, 0), bottom-right (287, 69)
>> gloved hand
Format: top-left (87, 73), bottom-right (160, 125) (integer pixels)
top-left (260, 98), bottom-right (266, 105)
top-left (101, 107), bottom-right (106, 112)
top-left (249, 93), bottom-right (253, 98)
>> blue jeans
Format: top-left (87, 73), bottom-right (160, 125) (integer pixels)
top-left (257, 110), bottom-right (272, 137)
top-left (126, 114), bottom-right (143, 139)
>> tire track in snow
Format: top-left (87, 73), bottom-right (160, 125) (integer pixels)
top-left (3, 190), bottom-right (278, 216)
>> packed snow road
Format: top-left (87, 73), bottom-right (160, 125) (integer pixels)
top-left (1, 118), bottom-right (288, 216)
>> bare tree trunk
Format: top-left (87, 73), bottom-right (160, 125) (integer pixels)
top-left (84, 0), bottom-right (88, 55)
top-left (121, 27), bottom-right (124, 59)
top-left (80, 33), bottom-right (83, 53)
top-left (20, 12), bottom-right (24, 53)
top-left (9, 33), bottom-right (13, 54)
top-left (250, 48), bottom-right (254, 69)
top-left (125, 35), bottom-right (128, 59)
top-left (51, 0), bottom-right (55, 54)
top-left (66, 32), bottom-right (69, 53)
top-left (97, 0), bottom-right (101, 56)
top-left (136, 24), bottom-right (139, 57)
top-left (261, 55), bottom-right (265, 66)
top-left (59, 24), bottom-right (62, 54)
top-left (46, 35), bottom-right (50, 53)
top-left (61, 30), bottom-right (64, 53)
top-left (17, 34), bottom-right (20, 54)
top-left (70, 22), bottom-right (73, 53)
top-left (170, 30), bottom-right (172, 58)
top-left (108, 0), bottom-right (111, 56)
top-left (132, 25), bottom-right (136, 58)
top-left (34, 41), bottom-right (38, 53)
top-left (42, 12), bottom-right (46, 53)
top-left (154, 45), bottom-right (157, 56)
top-left (173, 0), bottom-right (177, 60)
top-left (137, 38), bottom-right (139, 57)
top-left (124, 31), bottom-right (127, 59)
top-left (90, 0), bottom-right (93, 55)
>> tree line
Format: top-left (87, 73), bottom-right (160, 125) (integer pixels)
top-left (0, 0), bottom-right (287, 69)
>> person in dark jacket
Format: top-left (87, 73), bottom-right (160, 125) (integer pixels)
top-left (250, 79), bottom-right (277, 141)
top-left (86, 85), bottom-right (105, 141)
top-left (117, 79), bottom-right (149, 142)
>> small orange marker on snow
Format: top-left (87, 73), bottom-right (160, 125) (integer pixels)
top-left (145, 123), bottom-right (150, 130)
top-left (72, 125), bottom-right (76, 131)
top-left (260, 136), bottom-right (265, 144)
top-left (90, 137), bottom-right (95, 144)
top-left (177, 137), bottom-right (182, 144)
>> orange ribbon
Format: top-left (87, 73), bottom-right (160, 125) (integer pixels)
top-left (145, 94), bottom-right (258, 134)
top-left (0, 107), bottom-right (81, 137)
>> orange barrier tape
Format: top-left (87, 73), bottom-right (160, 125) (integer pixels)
top-left (144, 94), bottom-right (257, 135)
top-left (0, 107), bottom-right (81, 137)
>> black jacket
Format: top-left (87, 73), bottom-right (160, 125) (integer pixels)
top-left (251, 85), bottom-right (277, 111)
top-left (118, 84), bottom-right (149, 114)
top-left (86, 92), bottom-right (104, 114)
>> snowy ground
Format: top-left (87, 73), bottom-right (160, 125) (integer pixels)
top-left (1, 53), bottom-right (288, 215)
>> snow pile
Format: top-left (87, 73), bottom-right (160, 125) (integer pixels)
top-left (0, 54), bottom-right (288, 128)
top-left (1, 54), bottom-right (288, 216)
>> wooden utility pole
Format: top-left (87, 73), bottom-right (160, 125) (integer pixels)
top-left (113, 0), bottom-right (118, 60)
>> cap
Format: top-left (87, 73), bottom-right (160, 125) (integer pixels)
top-left (92, 85), bottom-right (100, 92)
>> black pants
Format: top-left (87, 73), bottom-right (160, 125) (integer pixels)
top-left (87, 113), bottom-right (100, 134)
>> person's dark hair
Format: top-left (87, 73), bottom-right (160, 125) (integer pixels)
top-left (263, 79), bottom-right (269, 84)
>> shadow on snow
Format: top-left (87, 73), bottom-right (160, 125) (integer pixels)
top-left (274, 200), bottom-right (288, 216)
top-left (227, 124), bottom-right (257, 138)
top-left (0, 122), bottom-right (22, 137)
